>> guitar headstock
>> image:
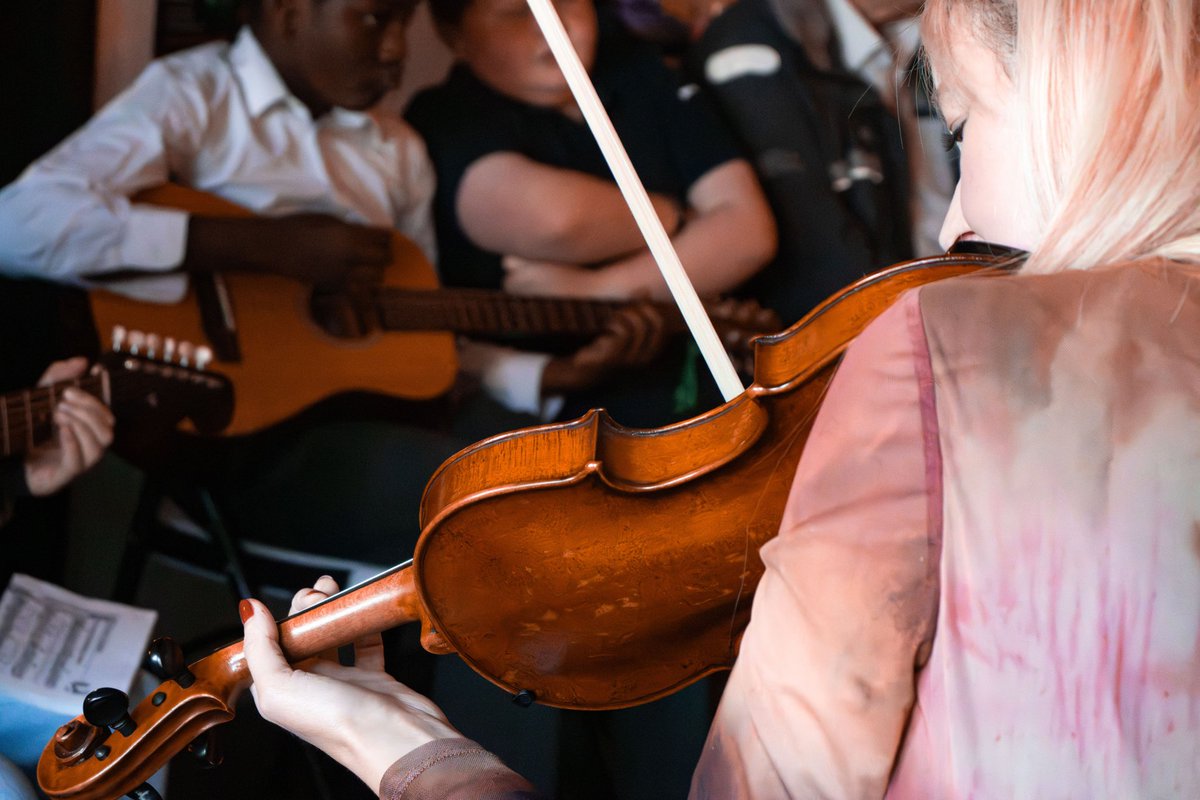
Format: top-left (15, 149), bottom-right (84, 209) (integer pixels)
top-left (98, 327), bottom-right (234, 435)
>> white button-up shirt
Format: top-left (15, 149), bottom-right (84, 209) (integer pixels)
top-left (0, 27), bottom-right (436, 303)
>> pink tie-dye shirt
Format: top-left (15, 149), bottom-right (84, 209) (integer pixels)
top-left (693, 262), bottom-right (1200, 799)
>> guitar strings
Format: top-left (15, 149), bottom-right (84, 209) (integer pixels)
top-left (1, 377), bottom-right (97, 453)
top-left (0, 373), bottom-right (172, 448)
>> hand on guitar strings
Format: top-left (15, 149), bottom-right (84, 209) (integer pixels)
top-left (241, 576), bottom-right (460, 793)
top-left (23, 357), bottom-right (115, 497)
top-left (185, 214), bottom-right (392, 287)
top-left (541, 302), bottom-right (668, 393)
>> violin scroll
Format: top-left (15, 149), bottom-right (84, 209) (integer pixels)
top-left (38, 643), bottom-right (243, 800)
top-left (37, 563), bottom-right (427, 800)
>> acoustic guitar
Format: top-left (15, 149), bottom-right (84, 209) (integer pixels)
top-left (1, 334), bottom-right (233, 457)
top-left (89, 186), bottom-right (775, 436)
top-left (89, 185), bottom-right (457, 437)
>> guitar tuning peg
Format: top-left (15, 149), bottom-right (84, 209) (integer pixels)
top-left (195, 345), bottom-right (213, 370)
top-left (177, 340), bottom-right (195, 368)
top-left (146, 333), bottom-right (162, 360)
top-left (164, 337), bottom-right (177, 363)
top-left (128, 330), bottom-right (147, 356)
top-left (112, 325), bottom-right (127, 352)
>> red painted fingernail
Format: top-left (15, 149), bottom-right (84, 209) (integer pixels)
top-left (238, 599), bottom-right (254, 623)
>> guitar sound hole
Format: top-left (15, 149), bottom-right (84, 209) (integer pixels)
top-left (309, 287), bottom-right (375, 340)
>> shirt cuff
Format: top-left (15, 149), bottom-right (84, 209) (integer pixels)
top-left (91, 205), bottom-right (191, 302)
top-left (458, 342), bottom-right (564, 421)
top-left (120, 205), bottom-right (190, 270)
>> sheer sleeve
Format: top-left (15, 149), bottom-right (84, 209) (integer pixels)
top-left (379, 738), bottom-right (544, 800)
top-left (692, 290), bottom-right (942, 799)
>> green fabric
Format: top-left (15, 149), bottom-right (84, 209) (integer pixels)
top-left (672, 338), bottom-right (701, 416)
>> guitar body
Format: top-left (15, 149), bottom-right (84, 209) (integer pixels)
top-left (89, 186), bottom-right (457, 436)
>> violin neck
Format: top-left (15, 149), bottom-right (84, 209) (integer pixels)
top-left (174, 565), bottom-right (423, 723)
top-left (273, 563), bottom-right (422, 661)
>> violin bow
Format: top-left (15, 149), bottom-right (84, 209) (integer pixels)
top-left (524, 0), bottom-right (745, 402)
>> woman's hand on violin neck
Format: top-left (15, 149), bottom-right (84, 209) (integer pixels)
top-left (241, 579), bottom-right (460, 795)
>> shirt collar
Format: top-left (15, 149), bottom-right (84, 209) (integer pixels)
top-left (230, 27), bottom-right (294, 118)
top-left (229, 27), bottom-right (377, 131)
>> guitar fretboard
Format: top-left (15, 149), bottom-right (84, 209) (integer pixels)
top-left (374, 289), bottom-right (689, 338)
top-left (0, 375), bottom-right (106, 458)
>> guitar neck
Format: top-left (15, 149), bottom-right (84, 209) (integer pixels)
top-left (0, 374), bottom-right (109, 459)
top-left (0, 362), bottom-right (214, 457)
top-left (374, 288), bottom-right (690, 339)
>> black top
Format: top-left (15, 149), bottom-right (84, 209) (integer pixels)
top-left (406, 17), bottom-right (741, 292)
top-left (406, 18), bottom-right (743, 426)
top-left (0, 457), bottom-right (29, 500)
top-left (690, 0), bottom-right (920, 324)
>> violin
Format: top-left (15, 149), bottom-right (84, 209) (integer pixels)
top-left (39, 4), bottom-right (1020, 795)
top-left (37, 250), bottom-right (1008, 800)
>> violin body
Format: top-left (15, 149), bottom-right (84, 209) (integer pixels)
top-left (414, 252), bottom-right (1005, 709)
top-left (38, 253), bottom-right (1006, 799)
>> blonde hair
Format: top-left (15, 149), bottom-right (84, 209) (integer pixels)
top-left (922, 0), bottom-right (1200, 273)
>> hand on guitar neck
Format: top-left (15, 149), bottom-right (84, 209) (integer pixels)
top-left (537, 296), bottom-right (778, 394)
top-left (9, 358), bottom-right (115, 498)
top-left (541, 302), bottom-right (668, 394)
top-left (3, 342), bottom-right (233, 498)
top-left (502, 254), bottom-right (781, 394)
top-left (183, 213), bottom-right (393, 288)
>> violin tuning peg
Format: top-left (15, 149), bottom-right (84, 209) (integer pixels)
top-left (112, 325), bottom-right (127, 352)
top-left (82, 687), bottom-right (137, 737)
top-left (144, 637), bottom-right (195, 687)
top-left (187, 729), bottom-right (223, 768)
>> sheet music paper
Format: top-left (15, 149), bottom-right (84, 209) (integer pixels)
top-left (0, 574), bottom-right (156, 715)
